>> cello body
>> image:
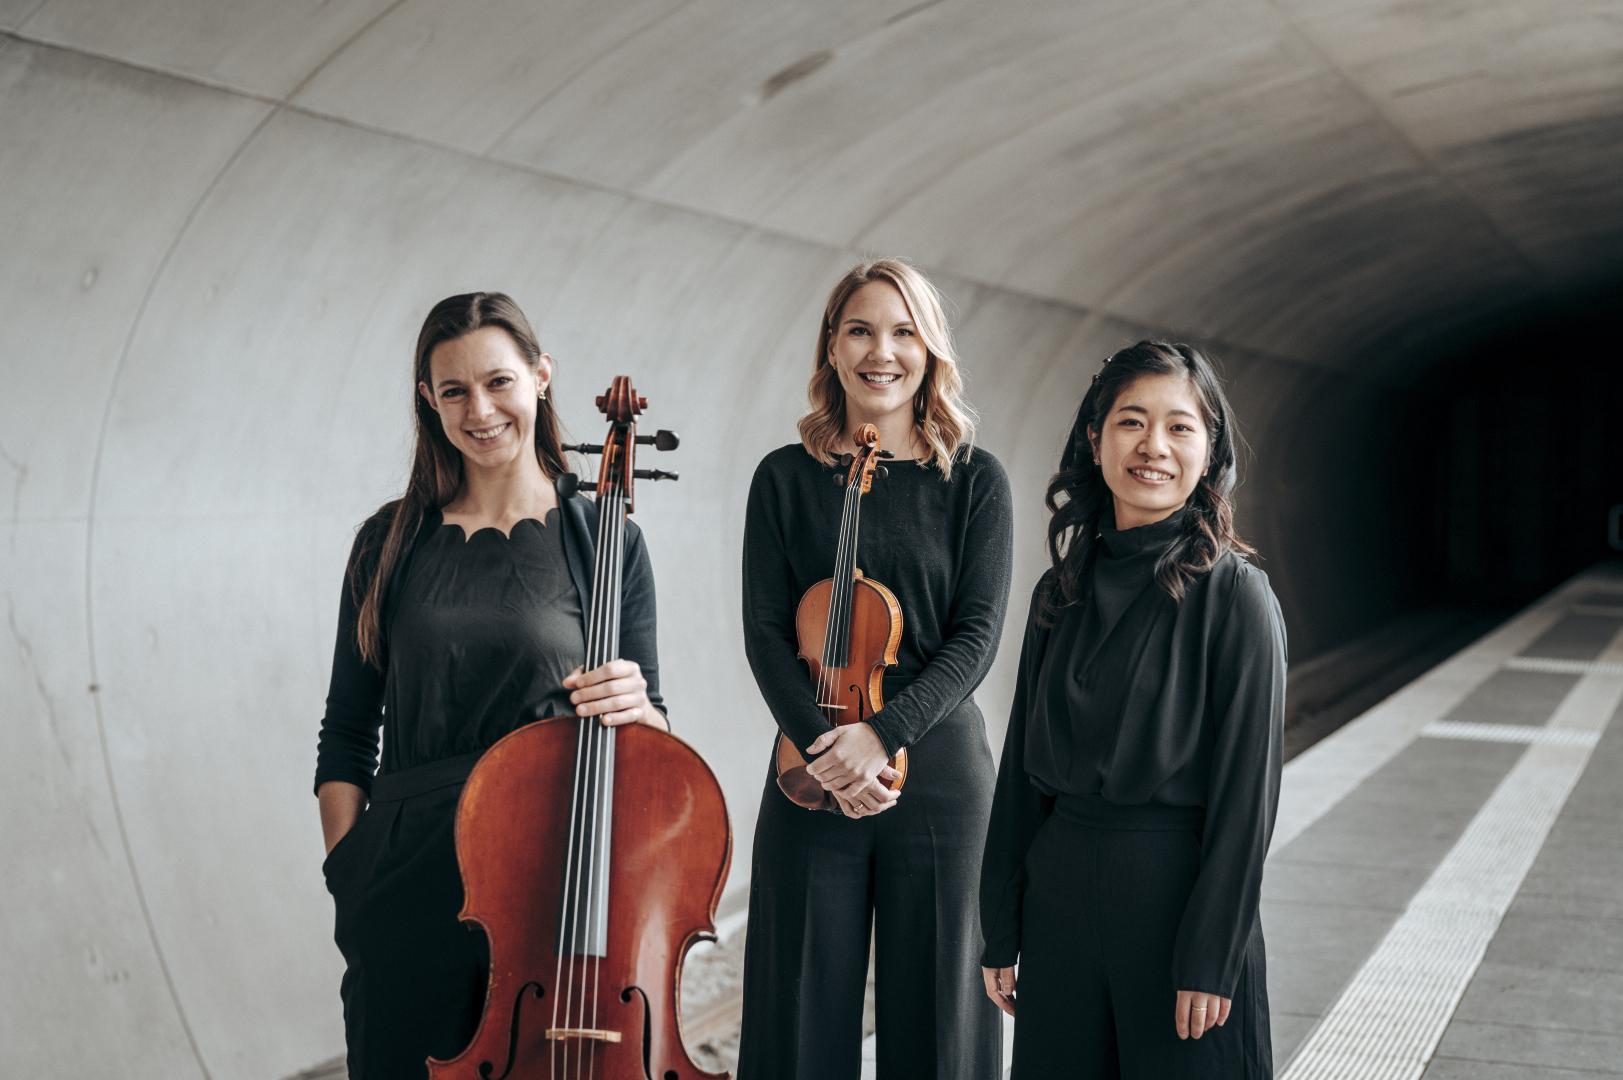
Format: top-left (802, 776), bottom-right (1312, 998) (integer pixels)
top-left (427, 720), bottom-right (730, 1080)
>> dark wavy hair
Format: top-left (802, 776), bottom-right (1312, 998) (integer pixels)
top-left (1043, 340), bottom-right (1253, 619)
top-left (351, 292), bottom-right (571, 666)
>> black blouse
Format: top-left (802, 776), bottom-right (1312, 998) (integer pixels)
top-left (742, 444), bottom-right (1014, 756)
top-left (314, 489), bottom-right (664, 796)
top-left (979, 510), bottom-right (1287, 996)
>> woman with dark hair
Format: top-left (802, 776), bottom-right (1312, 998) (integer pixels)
top-left (979, 341), bottom-right (1286, 1078)
top-left (738, 258), bottom-right (1013, 1078)
top-left (313, 292), bottom-right (668, 1079)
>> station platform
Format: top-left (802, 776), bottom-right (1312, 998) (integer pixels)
top-left (292, 564), bottom-right (1623, 1079)
top-left (868, 560), bottom-right (1623, 1078)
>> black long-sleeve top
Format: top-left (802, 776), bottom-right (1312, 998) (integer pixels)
top-left (742, 444), bottom-right (1013, 756)
top-left (314, 486), bottom-right (664, 797)
top-left (979, 509), bottom-right (1286, 996)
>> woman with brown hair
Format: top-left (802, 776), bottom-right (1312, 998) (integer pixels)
top-left (737, 258), bottom-right (1014, 1078)
top-left (979, 341), bottom-right (1286, 1078)
top-left (313, 292), bottom-right (669, 1079)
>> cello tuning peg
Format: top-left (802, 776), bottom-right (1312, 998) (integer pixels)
top-left (556, 473), bottom-right (580, 498)
top-left (633, 468), bottom-right (679, 482)
top-left (877, 451), bottom-right (896, 459)
top-left (635, 429), bottom-right (680, 451)
top-left (837, 453), bottom-right (853, 467)
top-left (567, 442), bottom-right (604, 454)
top-left (832, 471), bottom-right (847, 486)
top-left (874, 466), bottom-right (889, 479)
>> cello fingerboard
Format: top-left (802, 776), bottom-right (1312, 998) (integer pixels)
top-left (555, 479), bottom-right (628, 959)
top-left (556, 721), bottom-right (614, 958)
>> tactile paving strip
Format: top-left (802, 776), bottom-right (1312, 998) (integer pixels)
top-left (1419, 720), bottom-right (1600, 748)
top-left (1504, 655), bottom-right (1623, 677)
top-left (1570, 604), bottom-right (1623, 618)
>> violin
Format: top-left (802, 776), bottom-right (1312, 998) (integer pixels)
top-left (428, 377), bottom-right (732, 1080)
top-left (773, 424), bottom-right (909, 810)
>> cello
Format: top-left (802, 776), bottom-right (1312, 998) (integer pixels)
top-left (428, 376), bottom-right (732, 1080)
top-left (773, 424), bottom-right (909, 811)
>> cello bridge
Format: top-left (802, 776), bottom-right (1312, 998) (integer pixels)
top-left (545, 1027), bottom-right (623, 1044)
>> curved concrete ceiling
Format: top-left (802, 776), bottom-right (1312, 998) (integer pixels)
top-left (2, 3), bottom-right (1619, 1076)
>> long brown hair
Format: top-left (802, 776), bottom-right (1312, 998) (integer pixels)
top-left (351, 292), bottom-right (570, 666)
top-left (798, 258), bottom-right (976, 478)
top-left (1044, 340), bottom-right (1254, 619)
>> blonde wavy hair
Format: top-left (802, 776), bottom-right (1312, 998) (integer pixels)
top-left (798, 258), bottom-right (977, 479)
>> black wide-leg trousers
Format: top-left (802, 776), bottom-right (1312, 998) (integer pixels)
top-left (737, 703), bottom-right (1003, 1080)
top-left (323, 753), bottom-right (488, 1080)
top-left (1012, 807), bottom-right (1273, 1079)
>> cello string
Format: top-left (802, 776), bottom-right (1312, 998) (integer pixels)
top-left (589, 486), bottom-right (625, 1079)
top-left (570, 466), bottom-right (613, 1076)
top-left (560, 488), bottom-right (610, 1080)
top-left (579, 479), bottom-right (616, 1076)
top-left (585, 485), bottom-right (619, 1078)
top-left (554, 682), bottom-right (590, 1079)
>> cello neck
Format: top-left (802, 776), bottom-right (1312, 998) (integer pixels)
top-left (585, 480), bottom-right (627, 669)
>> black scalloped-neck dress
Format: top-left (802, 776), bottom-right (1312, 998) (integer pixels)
top-left (314, 496), bottom-right (664, 1080)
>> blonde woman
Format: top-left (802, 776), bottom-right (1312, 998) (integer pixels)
top-left (737, 259), bottom-right (1013, 1078)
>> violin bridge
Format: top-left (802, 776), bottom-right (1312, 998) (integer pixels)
top-left (545, 1027), bottom-right (623, 1044)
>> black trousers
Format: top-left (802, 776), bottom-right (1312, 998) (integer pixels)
top-left (737, 703), bottom-right (1003, 1080)
top-left (1012, 805), bottom-right (1272, 1079)
top-left (323, 754), bottom-right (488, 1080)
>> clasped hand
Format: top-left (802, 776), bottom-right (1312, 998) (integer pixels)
top-left (562, 659), bottom-right (667, 731)
top-left (805, 723), bottom-right (900, 818)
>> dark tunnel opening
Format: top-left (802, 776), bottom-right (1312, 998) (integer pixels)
top-left (1281, 277), bottom-right (1623, 755)
top-left (1416, 279), bottom-right (1623, 608)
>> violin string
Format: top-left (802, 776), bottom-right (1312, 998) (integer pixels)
top-left (834, 470), bottom-right (860, 689)
top-left (821, 472), bottom-right (855, 717)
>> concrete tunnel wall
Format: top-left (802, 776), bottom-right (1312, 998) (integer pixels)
top-left (3, 3), bottom-right (1620, 1076)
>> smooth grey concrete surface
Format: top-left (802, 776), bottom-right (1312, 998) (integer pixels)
top-left (1523, 612), bottom-right (1623, 661)
top-left (1438, 668), bottom-right (1581, 727)
top-left (3, 4), bottom-right (1622, 1077)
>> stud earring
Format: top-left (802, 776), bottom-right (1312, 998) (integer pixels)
top-left (538, 388), bottom-right (548, 401)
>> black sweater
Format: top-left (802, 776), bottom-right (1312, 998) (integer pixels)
top-left (979, 510), bottom-right (1286, 996)
top-left (742, 444), bottom-right (1013, 757)
top-left (314, 485), bottom-right (664, 796)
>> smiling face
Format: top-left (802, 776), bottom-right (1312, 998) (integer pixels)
top-left (417, 325), bottom-right (551, 472)
top-left (1090, 372), bottom-right (1212, 529)
top-left (827, 280), bottom-right (930, 430)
